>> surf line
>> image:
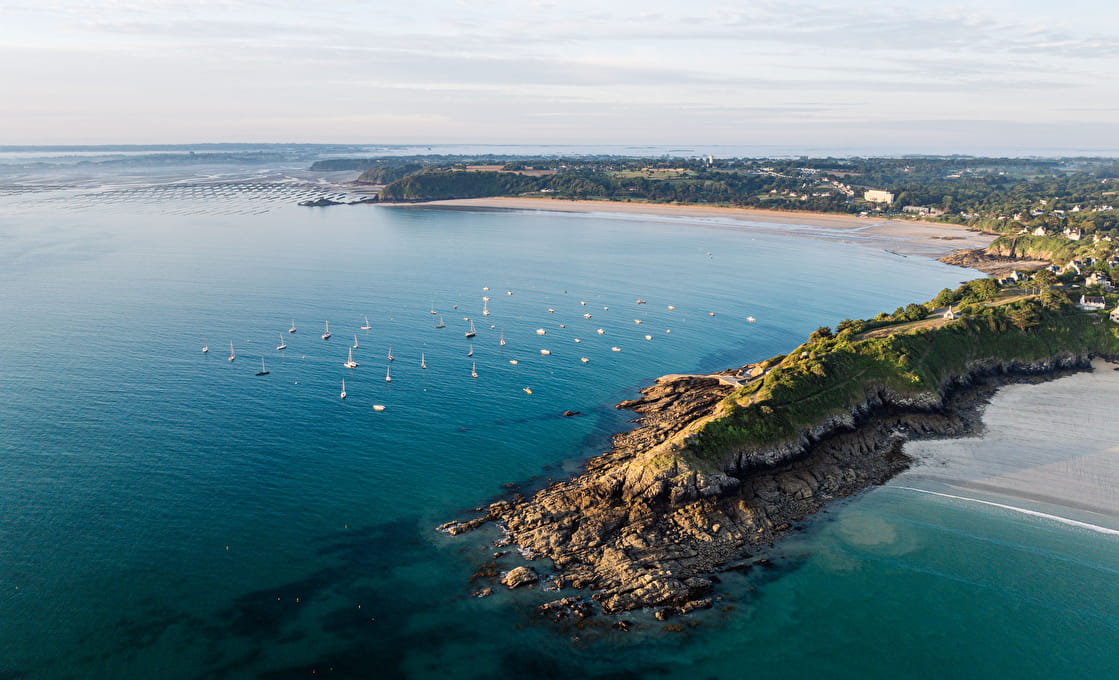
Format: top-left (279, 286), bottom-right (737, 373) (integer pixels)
top-left (894, 486), bottom-right (1119, 537)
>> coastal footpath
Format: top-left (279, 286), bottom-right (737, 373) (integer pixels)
top-left (444, 281), bottom-right (1119, 620)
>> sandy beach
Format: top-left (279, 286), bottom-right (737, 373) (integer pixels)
top-left (897, 360), bottom-right (1119, 528)
top-left (413, 197), bottom-right (997, 258)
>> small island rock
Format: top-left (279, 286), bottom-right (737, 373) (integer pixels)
top-left (501, 566), bottom-right (539, 589)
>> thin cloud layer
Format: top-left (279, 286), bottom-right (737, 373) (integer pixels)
top-left (2, 0), bottom-right (1117, 149)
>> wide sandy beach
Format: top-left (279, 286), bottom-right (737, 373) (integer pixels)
top-left (415, 197), bottom-right (997, 258)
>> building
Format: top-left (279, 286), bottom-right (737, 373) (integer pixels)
top-left (864, 189), bottom-right (894, 204)
top-left (1086, 272), bottom-right (1113, 289)
top-left (1111, 306), bottom-right (1119, 323)
top-left (943, 306), bottom-right (957, 320)
top-left (1079, 295), bottom-right (1107, 310)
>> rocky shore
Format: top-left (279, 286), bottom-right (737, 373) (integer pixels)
top-left (939, 247), bottom-right (1051, 276)
top-left (443, 355), bottom-right (1094, 620)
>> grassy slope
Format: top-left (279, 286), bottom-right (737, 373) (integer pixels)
top-left (682, 292), bottom-right (1119, 468)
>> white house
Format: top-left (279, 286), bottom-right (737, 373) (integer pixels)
top-left (1079, 295), bottom-right (1107, 311)
top-left (1111, 306), bottom-right (1119, 323)
top-left (1086, 272), bottom-right (1112, 289)
top-left (943, 306), bottom-right (957, 320)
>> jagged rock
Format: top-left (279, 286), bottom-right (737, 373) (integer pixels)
top-left (472, 588), bottom-right (493, 598)
top-left (445, 359), bottom-right (1097, 615)
top-left (614, 620), bottom-right (634, 632)
top-left (537, 597), bottom-right (595, 621)
top-left (501, 566), bottom-right (539, 589)
top-left (470, 562), bottom-right (500, 582)
top-left (563, 410), bottom-right (581, 417)
top-left (654, 608), bottom-right (675, 621)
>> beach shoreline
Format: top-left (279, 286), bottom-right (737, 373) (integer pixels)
top-left (394, 197), bottom-right (999, 258)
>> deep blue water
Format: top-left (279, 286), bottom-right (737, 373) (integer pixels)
top-left (1, 186), bottom-right (1116, 679)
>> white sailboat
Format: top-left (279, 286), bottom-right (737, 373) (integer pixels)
top-left (228, 341), bottom-right (236, 362)
top-left (385, 365), bottom-right (392, 382)
top-left (482, 299), bottom-right (490, 316)
top-left (387, 345), bottom-right (394, 361)
top-left (499, 329), bottom-right (506, 346)
top-left (420, 352), bottom-right (427, 369)
top-left (340, 379), bottom-right (347, 399)
top-left (471, 361), bottom-right (478, 378)
top-left (289, 319), bottom-right (297, 333)
top-left (276, 334), bottom-right (287, 350)
top-left (465, 319), bottom-right (476, 338)
top-left (353, 335), bottom-right (359, 349)
top-left (435, 315), bottom-right (445, 329)
top-left (360, 316), bottom-right (372, 330)
top-left (321, 321), bottom-right (332, 340)
top-left (344, 347), bottom-right (359, 369)
top-left (202, 339), bottom-right (209, 354)
top-left (467, 343), bottom-right (474, 357)
top-left (430, 302), bottom-right (437, 315)
top-left (255, 357), bottom-right (269, 375)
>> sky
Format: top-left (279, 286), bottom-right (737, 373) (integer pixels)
top-left (3, 0), bottom-right (1119, 152)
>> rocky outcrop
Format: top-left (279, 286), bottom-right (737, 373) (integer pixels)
top-left (501, 566), bottom-right (539, 589)
top-left (940, 248), bottom-right (1050, 275)
top-left (447, 355), bottom-right (1094, 617)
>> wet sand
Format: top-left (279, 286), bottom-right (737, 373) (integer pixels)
top-left (897, 360), bottom-right (1119, 527)
top-left (415, 197), bottom-right (997, 258)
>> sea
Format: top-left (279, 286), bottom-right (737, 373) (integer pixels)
top-left (1, 148), bottom-right (1116, 679)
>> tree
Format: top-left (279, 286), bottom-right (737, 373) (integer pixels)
top-left (809, 326), bottom-right (834, 342)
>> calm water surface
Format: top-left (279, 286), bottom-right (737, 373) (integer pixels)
top-left (1, 183), bottom-right (1116, 679)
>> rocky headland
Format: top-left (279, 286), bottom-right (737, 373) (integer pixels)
top-left (443, 284), bottom-right (1119, 621)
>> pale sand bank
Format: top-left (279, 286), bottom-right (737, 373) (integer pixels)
top-left (411, 197), bottom-right (997, 258)
top-left (897, 360), bottom-right (1119, 529)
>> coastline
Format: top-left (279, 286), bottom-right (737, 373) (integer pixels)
top-left (398, 197), bottom-right (998, 258)
top-left (446, 355), bottom-right (1100, 620)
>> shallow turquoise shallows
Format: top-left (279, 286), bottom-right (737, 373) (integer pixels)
top-left (1, 190), bottom-right (1116, 680)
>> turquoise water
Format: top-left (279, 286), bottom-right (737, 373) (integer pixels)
top-left (1, 187), bottom-right (1116, 678)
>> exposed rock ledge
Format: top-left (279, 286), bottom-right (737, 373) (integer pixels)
top-left (939, 248), bottom-right (1050, 276)
top-left (443, 355), bottom-right (1093, 617)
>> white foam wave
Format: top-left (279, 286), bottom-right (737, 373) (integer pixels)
top-left (894, 486), bottom-right (1119, 537)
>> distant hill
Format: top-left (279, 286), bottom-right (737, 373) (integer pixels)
top-left (379, 170), bottom-right (539, 200)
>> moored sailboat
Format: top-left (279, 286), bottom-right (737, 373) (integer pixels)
top-left (322, 321), bottom-right (332, 340)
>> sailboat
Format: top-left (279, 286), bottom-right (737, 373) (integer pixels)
top-left (360, 316), bottom-right (372, 330)
top-left (202, 339), bottom-right (209, 354)
top-left (353, 335), bottom-right (359, 349)
top-left (430, 302), bottom-right (437, 315)
top-left (465, 319), bottom-right (476, 338)
top-left (385, 365), bottom-right (392, 382)
top-left (321, 321), bottom-right (332, 340)
top-left (467, 343), bottom-right (474, 357)
top-left (482, 299), bottom-right (490, 316)
top-left (499, 329), bottom-right (506, 347)
top-left (387, 345), bottom-right (394, 361)
top-left (344, 347), bottom-right (359, 369)
top-left (228, 341), bottom-right (236, 362)
top-left (340, 379), bottom-right (347, 399)
top-left (420, 352), bottom-right (427, 369)
top-left (471, 361), bottom-right (478, 378)
top-left (276, 334), bottom-right (287, 351)
top-left (435, 315), bottom-right (445, 329)
top-left (255, 357), bottom-right (269, 375)
top-left (289, 319), bottom-right (297, 333)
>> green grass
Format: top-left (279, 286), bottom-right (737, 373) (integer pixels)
top-left (683, 294), bottom-right (1119, 465)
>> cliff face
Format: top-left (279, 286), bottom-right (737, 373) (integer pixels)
top-left (446, 354), bottom-right (1096, 617)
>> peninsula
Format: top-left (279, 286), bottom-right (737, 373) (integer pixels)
top-left (444, 277), bottom-right (1119, 620)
